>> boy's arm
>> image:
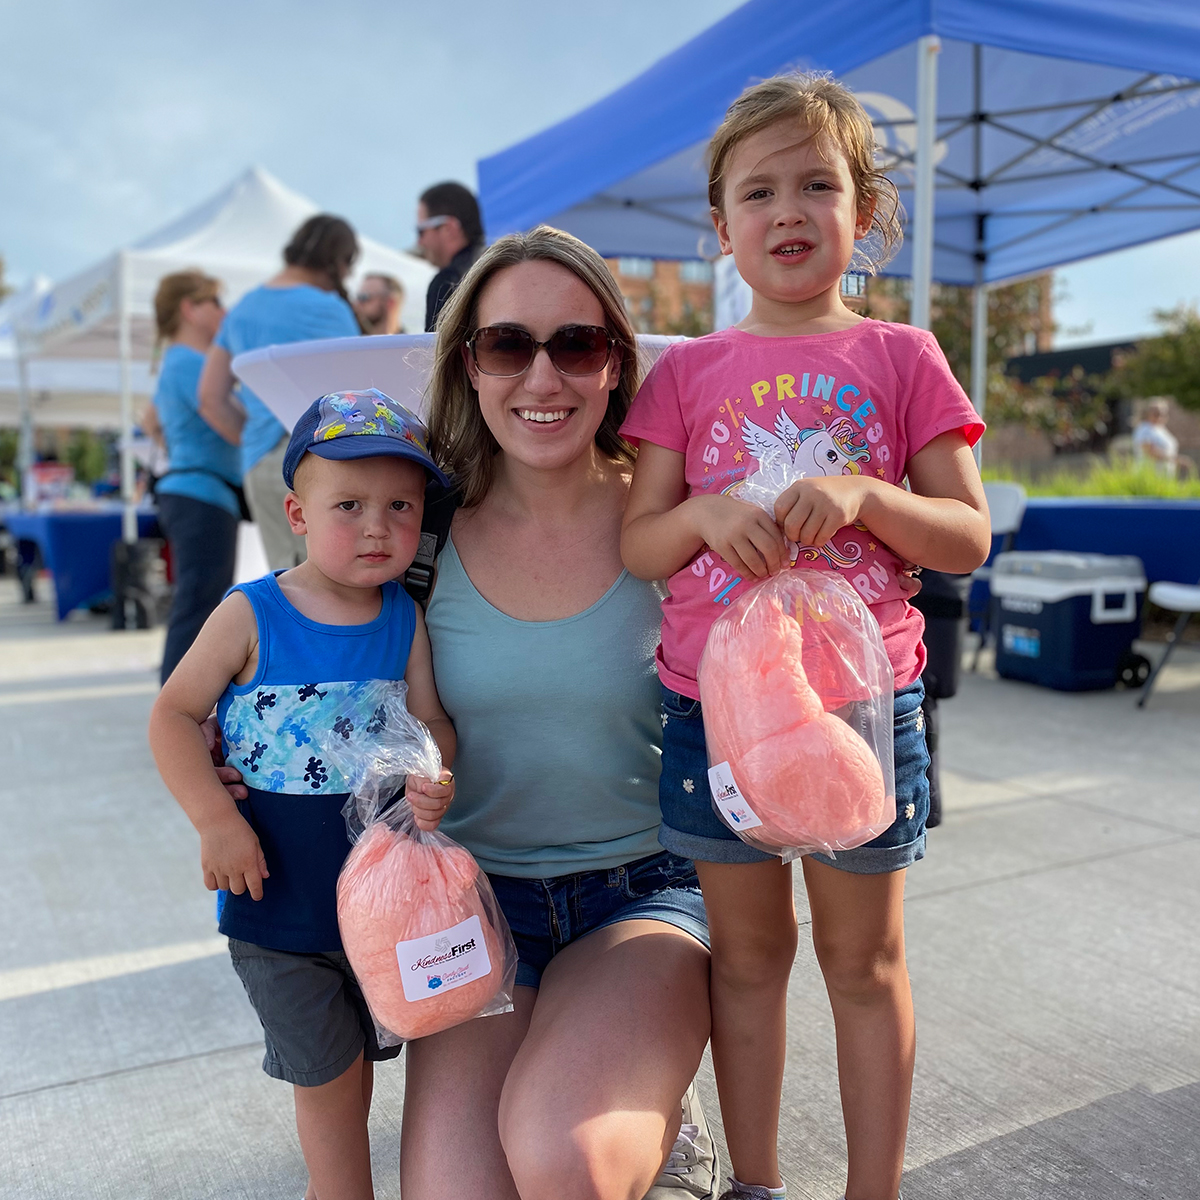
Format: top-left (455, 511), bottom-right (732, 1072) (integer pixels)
top-left (621, 441), bottom-right (787, 582)
top-left (148, 594), bottom-right (268, 898)
top-left (774, 430), bottom-right (992, 574)
top-left (403, 608), bottom-right (456, 832)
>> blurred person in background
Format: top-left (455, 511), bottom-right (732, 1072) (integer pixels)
top-left (199, 215), bottom-right (363, 570)
top-left (417, 181), bottom-right (485, 331)
top-left (144, 271), bottom-right (241, 683)
top-left (1132, 397), bottom-right (1180, 477)
top-left (355, 272), bottom-right (405, 335)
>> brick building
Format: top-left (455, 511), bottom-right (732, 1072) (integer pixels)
top-left (606, 257), bottom-right (715, 335)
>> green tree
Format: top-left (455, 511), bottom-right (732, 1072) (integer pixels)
top-left (0, 429), bottom-right (17, 488)
top-left (985, 366), bottom-right (1129, 454)
top-left (1117, 304), bottom-right (1200, 412)
top-left (65, 431), bottom-right (112, 485)
top-left (0, 254), bottom-right (11, 301)
top-left (860, 275), bottom-right (1053, 386)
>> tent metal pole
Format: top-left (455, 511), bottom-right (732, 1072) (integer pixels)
top-left (117, 250), bottom-right (137, 544)
top-left (910, 34), bottom-right (940, 331)
top-left (971, 265), bottom-right (988, 467)
top-left (971, 268), bottom-right (988, 415)
top-left (14, 335), bottom-right (34, 509)
top-left (970, 45), bottom-right (986, 466)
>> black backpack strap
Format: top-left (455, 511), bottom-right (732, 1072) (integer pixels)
top-left (404, 487), bottom-right (461, 608)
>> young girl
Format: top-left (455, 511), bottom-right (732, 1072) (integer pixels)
top-left (620, 74), bottom-right (991, 1200)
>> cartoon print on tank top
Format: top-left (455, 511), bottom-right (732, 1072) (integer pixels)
top-left (690, 368), bottom-right (903, 609)
top-left (221, 681), bottom-right (383, 794)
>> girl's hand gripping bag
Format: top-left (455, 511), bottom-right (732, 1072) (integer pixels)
top-left (320, 681), bottom-right (517, 1043)
top-left (698, 451), bottom-right (897, 862)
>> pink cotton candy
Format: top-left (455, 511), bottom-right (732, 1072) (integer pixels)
top-left (699, 571), bottom-right (894, 858)
top-left (338, 822), bottom-right (510, 1041)
top-left (728, 713), bottom-right (887, 850)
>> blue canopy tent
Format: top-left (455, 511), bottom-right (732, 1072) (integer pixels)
top-left (478, 0), bottom-right (1200, 412)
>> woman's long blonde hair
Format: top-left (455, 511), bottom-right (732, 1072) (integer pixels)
top-left (425, 226), bottom-right (639, 509)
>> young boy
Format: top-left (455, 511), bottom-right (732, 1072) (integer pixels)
top-left (150, 388), bottom-right (457, 1200)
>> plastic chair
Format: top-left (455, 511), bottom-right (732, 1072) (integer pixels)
top-left (970, 481), bottom-right (1028, 670)
top-left (1137, 579), bottom-right (1200, 708)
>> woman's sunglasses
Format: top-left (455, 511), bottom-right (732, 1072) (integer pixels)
top-left (467, 324), bottom-right (614, 378)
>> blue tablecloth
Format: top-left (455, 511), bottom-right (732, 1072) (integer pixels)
top-left (6, 508), bottom-right (160, 620)
top-left (1012, 498), bottom-right (1200, 585)
top-left (970, 497), bottom-right (1200, 624)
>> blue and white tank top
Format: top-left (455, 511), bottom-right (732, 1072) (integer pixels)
top-left (217, 572), bottom-right (416, 951)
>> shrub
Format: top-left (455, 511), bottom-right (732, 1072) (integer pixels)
top-left (982, 461), bottom-right (1200, 499)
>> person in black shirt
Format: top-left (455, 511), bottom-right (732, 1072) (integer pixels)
top-left (417, 181), bottom-right (485, 331)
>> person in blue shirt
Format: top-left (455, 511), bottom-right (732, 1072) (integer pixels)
top-left (199, 214), bottom-right (363, 571)
top-left (143, 271), bottom-right (241, 683)
top-left (150, 390), bottom-right (456, 1200)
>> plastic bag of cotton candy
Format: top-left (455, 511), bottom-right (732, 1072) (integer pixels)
top-left (320, 681), bottom-right (517, 1044)
top-left (697, 454), bottom-right (896, 862)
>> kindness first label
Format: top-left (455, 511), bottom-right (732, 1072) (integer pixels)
top-left (708, 761), bottom-right (763, 831)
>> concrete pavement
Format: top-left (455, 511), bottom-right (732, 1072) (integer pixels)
top-left (1, 577), bottom-right (1196, 1199)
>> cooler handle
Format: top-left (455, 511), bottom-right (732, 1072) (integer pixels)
top-left (1090, 587), bottom-right (1137, 624)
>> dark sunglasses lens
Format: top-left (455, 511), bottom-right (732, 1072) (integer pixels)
top-left (547, 326), bottom-right (611, 375)
top-left (473, 327), bottom-right (535, 376)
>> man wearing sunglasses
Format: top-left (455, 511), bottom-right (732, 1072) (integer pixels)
top-left (417, 181), bottom-right (485, 332)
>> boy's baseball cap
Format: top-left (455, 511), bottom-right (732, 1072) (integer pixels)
top-left (282, 389), bottom-right (452, 491)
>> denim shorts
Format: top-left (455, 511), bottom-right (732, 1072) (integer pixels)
top-left (228, 938), bottom-right (403, 1087)
top-left (659, 679), bottom-right (931, 874)
top-left (486, 851), bottom-right (710, 989)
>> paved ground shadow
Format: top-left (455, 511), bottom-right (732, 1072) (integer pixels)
top-left (904, 1081), bottom-right (1200, 1199)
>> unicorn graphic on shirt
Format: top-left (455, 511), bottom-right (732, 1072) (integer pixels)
top-left (740, 410), bottom-right (871, 478)
top-left (737, 409), bottom-right (870, 569)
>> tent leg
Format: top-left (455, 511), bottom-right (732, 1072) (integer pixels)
top-left (910, 34), bottom-right (940, 331)
top-left (15, 341), bottom-right (34, 508)
top-left (117, 250), bottom-right (137, 545)
top-left (971, 267), bottom-right (988, 465)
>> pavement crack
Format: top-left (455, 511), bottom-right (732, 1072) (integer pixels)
top-left (0, 1041), bottom-right (263, 1103)
top-left (1049, 793), bottom-right (1200, 839)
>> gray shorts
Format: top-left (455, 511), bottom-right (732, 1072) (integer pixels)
top-left (228, 938), bottom-right (403, 1087)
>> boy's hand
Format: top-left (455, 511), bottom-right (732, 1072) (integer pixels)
top-left (687, 494), bottom-right (786, 579)
top-left (407, 772), bottom-right (455, 833)
top-left (774, 476), bottom-right (875, 550)
top-left (199, 811), bottom-right (269, 899)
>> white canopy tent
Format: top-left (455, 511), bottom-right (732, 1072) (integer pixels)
top-left (7, 167), bottom-right (435, 538)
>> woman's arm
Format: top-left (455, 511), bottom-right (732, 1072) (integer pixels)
top-left (403, 609), bottom-right (456, 831)
top-left (148, 594), bottom-right (267, 896)
top-left (141, 402), bottom-right (165, 451)
top-left (621, 441), bottom-right (786, 582)
top-left (774, 429), bottom-right (992, 574)
top-left (197, 345), bottom-right (245, 446)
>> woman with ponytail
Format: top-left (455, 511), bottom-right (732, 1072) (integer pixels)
top-left (198, 215), bottom-right (362, 570)
top-left (147, 271), bottom-right (239, 683)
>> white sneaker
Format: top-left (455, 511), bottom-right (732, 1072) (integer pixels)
top-left (645, 1081), bottom-right (719, 1199)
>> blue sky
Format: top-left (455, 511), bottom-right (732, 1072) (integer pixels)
top-left (3, 0), bottom-right (1197, 347)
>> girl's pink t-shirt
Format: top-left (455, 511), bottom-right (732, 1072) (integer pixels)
top-left (621, 320), bottom-right (985, 700)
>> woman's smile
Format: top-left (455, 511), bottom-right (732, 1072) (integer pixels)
top-left (515, 406), bottom-right (576, 425)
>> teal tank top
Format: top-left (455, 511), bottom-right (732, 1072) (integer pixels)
top-left (426, 536), bottom-right (665, 878)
